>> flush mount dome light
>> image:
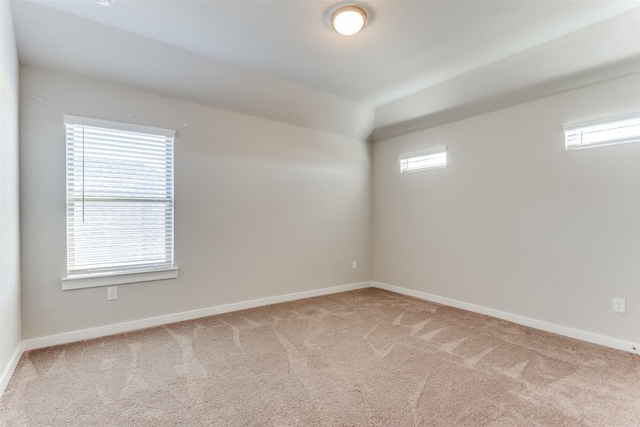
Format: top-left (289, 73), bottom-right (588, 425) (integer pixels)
top-left (95, 0), bottom-right (113, 5)
top-left (331, 6), bottom-right (367, 36)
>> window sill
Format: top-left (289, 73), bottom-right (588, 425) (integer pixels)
top-left (61, 268), bottom-right (179, 290)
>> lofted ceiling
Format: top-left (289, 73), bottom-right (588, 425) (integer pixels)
top-left (10, 0), bottom-right (640, 140)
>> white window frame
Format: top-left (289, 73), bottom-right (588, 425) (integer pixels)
top-left (564, 112), bottom-right (640, 150)
top-left (399, 146), bottom-right (447, 173)
top-left (62, 115), bottom-right (178, 290)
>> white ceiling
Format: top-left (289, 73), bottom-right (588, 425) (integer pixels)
top-left (10, 0), bottom-right (640, 139)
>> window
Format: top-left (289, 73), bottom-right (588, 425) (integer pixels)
top-left (564, 112), bottom-right (640, 150)
top-left (399, 147), bottom-right (447, 173)
top-left (62, 115), bottom-right (177, 290)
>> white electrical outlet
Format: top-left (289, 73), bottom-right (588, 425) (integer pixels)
top-left (107, 286), bottom-right (118, 301)
top-left (613, 298), bottom-right (625, 314)
top-left (352, 260), bottom-right (357, 270)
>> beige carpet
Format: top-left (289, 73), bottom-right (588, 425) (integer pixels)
top-left (2, 288), bottom-right (640, 426)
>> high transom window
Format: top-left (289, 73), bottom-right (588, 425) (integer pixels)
top-left (399, 147), bottom-right (447, 173)
top-left (564, 112), bottom-right (640, 150)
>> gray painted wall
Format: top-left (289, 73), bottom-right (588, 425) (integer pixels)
top-left (0, 0), bottom-right (21, 381)
top-left (10, 28), bottom-right (640, 362)
top-left (373, 72), bottom-right (640, 343)
top-left (20, 67), bottom-right (371, 339)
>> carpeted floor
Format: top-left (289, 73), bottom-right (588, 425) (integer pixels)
top-left (2, 288), bottom-right (640, 426)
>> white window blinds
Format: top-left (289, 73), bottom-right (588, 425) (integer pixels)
top-left (564, 112), bottom-right (640, 150)
top-left (64, 115), bottom-right (175, 278)
top-left (399, 147), bottom-right (447, 173)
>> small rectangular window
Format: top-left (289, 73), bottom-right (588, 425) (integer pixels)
top-left (399, 147), bottom-right (447, 173)
top-left (63, 115), bottom-right (176, 288)
top-left (564, 112), bottom-right (640, 150)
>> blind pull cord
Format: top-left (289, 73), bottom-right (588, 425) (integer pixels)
top-left (82, 126), bottom-right (85, 224)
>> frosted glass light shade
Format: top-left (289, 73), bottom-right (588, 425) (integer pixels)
top-left (331, 6), bottom-right (367, 36)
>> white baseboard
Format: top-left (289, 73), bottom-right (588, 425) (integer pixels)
top-left (0, 341), bottom-right (24, 397)
top-left (21, 281), bottom-right (372, 352)
top-left (372, 281), bottom-right (640, 355)
top-left (8, 279), bottom-right (637, 401)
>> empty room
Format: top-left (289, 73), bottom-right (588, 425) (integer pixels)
top-left (1, 0), bottom-right (640, 425)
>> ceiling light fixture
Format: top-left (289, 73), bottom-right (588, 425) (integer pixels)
top-left (331, 6), bottom-right (367, 36)
top-left (95, 0), bottom-right (113, 6)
